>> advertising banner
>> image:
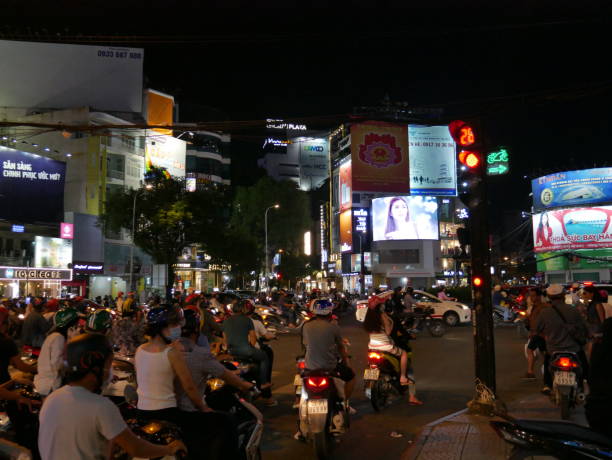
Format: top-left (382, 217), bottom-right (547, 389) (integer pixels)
top-left (536, 248), bottom-right (612, 271)
top-left (371, 196), bottom-right (439, 241)
top-left (145, 136), bottom-right (186, 178)
top-left (352, 208), bottom-right (370, 253)
top-left (0, 40), bottom-right (143, 113)
top-left (339, 159), bottom-right (352, 212)
top-left (297, 138), bottom-right (328, 190)
top-left (408, 125), bottom-right (457, 196)
top-left (532, 206), bottom-right (612, 253)
top-left (145, 89), bottom-right (174, 136)
top-left (350, 122), bottom-right (409, 193)
top-left (339, 210), bottom-right (353, 252)
top-left (0, 148), bottom-right (66, 223)
top-left (532, 168), bottom-right (612, 212)
top-left (35, 236), bottom-right (73, 269)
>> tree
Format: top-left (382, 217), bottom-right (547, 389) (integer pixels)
top-left (99, 169), bottom-right (230, 299)
top-left (231, 177), bottom-right (312, 276)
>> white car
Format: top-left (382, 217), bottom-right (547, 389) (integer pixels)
top-left (411, 290), bottom-right (471, 326)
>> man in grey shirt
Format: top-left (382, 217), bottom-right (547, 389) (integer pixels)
top-left (302, 300), bottom-right (355, 401)
top-left (535, 284), bottom-right (588, 393)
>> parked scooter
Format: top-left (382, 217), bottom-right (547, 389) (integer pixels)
top-left (491, 415), bottom-right (612, 459)
top-left (297, 367), bottom-right (350, 459)
top-left (549, 351), bottom-right (585, 420)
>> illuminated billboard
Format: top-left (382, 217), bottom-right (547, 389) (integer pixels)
top-left (408, 125), bottom-right (457, 196)
top-left (339, 210), bottom-right (353, 252)
top-left (532, 206), bottom-right (612, 253)
top-left (0, 147), bottom-right (66, 223)
top-left (350, 122), bottom-right (409, 193)
top-left (35, 236), bottom-right (73, 269)
top-left (372, 196), bottom-right (439, 241)
top-left (339, 159), bottom-right (352, 212)
top-left (532, 168), bottom-right (612, 212)
top-left (145, 136), bottom-right (186, 178)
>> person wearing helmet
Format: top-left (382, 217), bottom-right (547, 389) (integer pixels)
top-left (86, 309), bottom-right (114, 335)
top-left (244, 300), bottom-right (276, 385)
top-left (302, 299), bottom-right (356, 404)
top-left (38, 333), bottom-right (186, 460)
top-left (134, 305), bottom-right (207, 424)
top-left (223, 300), bottom-right (276, 406)
top-left (175, 308), bottom-right (252, 459)
top-left (34, 307), bottom-right (81, 396)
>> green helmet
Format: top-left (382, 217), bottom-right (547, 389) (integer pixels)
top-left (86, 309), bottom-right (113, 333)
top-left (54, 307), bottom-right (80, 329)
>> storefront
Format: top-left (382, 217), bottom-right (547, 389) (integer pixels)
top-left (173, 262), bottom-right (226, 293)
top-left (0, 266), bottom-right (72, 298)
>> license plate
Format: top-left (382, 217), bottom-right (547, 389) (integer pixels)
top-left (308, 399), bottom-right (328, 414)
top-left (554, 371), bottom-right (576, 386)
top-left (363, 368), bottom-right (380, 380)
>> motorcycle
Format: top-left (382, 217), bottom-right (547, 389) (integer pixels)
top-left (113, 415), bottom-right (185, 460)
top-left (0, 382), bottom-right (41, 456)
top-left (405, 306), bottom-right (446, 337)
top-left (204, 362), bottom-right (264, 460)
top-left (549, 351), bottom-right (585, 420)
top-left (491, 415), bottom-right (612, 459)
top-left (293, 356), bottom-right (306, 408)
top-left (104, 354), bottom-right (136, 402)
top-left (363, 350), bottom-right (408, 411)
top-left (297, 368), bottom-right (350, 459)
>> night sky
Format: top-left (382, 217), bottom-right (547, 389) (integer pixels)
top-left (3, 3), bottom-right (612, 227)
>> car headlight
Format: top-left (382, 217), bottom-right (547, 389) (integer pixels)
top-left (459, 304), bottom-right (470, 310)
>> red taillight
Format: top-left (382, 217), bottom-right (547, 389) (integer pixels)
top-left (553, 357), bottom-right (578, 370)
top-left (583, 281), bottom-right (594, 287)
top-left (368, 352), bottom-right (383, 361)
top-left (306, 377), bottom-right (329, 390)
top-left (298, 361), bottom-right (306, 370)
top-left (517, 295), bottom-right (524, 303)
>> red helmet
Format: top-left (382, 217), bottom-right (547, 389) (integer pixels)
top-left (368, 290), bottom-right (393, 309)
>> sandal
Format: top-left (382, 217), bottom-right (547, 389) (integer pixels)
top-left (409, 399), bottom-right (424, 406)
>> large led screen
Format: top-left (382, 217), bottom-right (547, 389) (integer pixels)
top-left (0, 147), bottom-right (66, 223)
top-left (372, 196), bottom-right (439, 241)
top-left (532, 206), bottom-right (612, 253)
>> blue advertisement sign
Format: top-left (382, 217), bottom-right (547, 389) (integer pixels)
top-left (0, 147), bottom-right (66, 223)
top-left (532, 168), bottom-right (612, 212)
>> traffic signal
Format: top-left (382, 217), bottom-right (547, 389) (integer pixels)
top-left (449, 120), bottom-right (484, 209)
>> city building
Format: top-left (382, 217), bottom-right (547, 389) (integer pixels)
top-left (326, 110), bottom-right (466, 293)
top-left (183, 129), bottom-right (231, 189)
top-left (258, 119), bottom-right (329, 191)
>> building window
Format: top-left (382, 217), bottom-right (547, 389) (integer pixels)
top-left (106, 153), bottom-right (125, 180)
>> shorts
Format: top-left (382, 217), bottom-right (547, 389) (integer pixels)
top-left (527, 335), bottom-right (546, 352)
top-left (335, 362), bottom-right (356, 382)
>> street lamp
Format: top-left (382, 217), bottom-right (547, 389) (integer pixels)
top-left (128, 183), bottom-right (153, 293)
top-left (264, 204), bottom-right (280, 286)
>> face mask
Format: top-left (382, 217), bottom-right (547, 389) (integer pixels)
top-left (165, 326), bottom-right (182, 342)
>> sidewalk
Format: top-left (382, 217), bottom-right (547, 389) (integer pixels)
top-left (402, 392), bottom-right (587, 460)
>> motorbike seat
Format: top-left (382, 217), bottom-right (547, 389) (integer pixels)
top-left (514, 419), bottom-right (612, 448)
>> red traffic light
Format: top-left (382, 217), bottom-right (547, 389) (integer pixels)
top-left (459, 150), bottom-right (481, 169)
top-left (449, 120), bottom-right (476, 147)
top-left (473, 277), bottom-right (483, 287)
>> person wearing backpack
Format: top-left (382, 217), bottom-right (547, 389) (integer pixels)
top-left (534, 284), bottom-right (589, 395)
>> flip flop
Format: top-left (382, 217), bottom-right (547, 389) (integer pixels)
top-left (409, 400), bottom-right (424, 406)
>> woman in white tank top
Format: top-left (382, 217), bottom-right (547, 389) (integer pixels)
top-left (135, 306), bottom-right (207, 422)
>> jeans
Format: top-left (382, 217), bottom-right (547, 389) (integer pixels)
top-left (231, 346), bottom-right (272, 398)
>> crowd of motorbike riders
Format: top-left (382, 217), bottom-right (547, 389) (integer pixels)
top-left (0, 282), bottom-right (609, 458)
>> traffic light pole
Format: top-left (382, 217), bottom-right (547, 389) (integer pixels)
top-left (467, 165), bottom-right (502, 415)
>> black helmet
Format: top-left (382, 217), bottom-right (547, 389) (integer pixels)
top-left (66, 333), bottom-right (113, 384)
top-left (145, 305), bottom-right (184, 328)
top-left (182, 308), bottom-right (201, 334)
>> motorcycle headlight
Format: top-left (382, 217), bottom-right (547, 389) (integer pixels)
top-left (207, 378), bottom-right (225, 391)
top-left (142, 422), bottom-right (162, 435)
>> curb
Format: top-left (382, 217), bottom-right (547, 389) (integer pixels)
top-left (401, 408), bottom-right (468, 460)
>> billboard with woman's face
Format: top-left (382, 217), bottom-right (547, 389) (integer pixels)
top-left (532, 206), bottom-right (612, 252)
top-left (372, 196), bottom-right (439, 241)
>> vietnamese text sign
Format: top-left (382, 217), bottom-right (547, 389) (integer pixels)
top-left (0, 148), bottom-right (66, 223)
top-left (408, 125), bottom-right (457, 195)
top-left (532, 206), bottom-right (612, 253)
top-left (0, 266), bottom-right (72, 281)
top-left (338, 159), bottom-right (352, 212)
top-left (532, 168), bottom-right (612, 212)
top-left (350, 122), bottom-right (409, 193)
top-left (145, 136), bottom-right (186, 178)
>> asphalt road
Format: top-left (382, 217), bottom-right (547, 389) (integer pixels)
top-left (257, 313), bottom-right (544, 459)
